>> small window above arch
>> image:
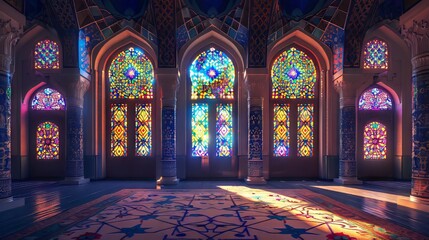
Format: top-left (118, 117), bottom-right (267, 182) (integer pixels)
top-left (363, 39), bottom-right (388, 69)
top-left (358, 87), bottom-right (393, 110)
top-left (34, 40), bottom-right (60, 69)
top-left (31, 87), bottom-right (66, 110)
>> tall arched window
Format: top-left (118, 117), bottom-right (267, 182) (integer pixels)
top-left (363, 39), bottom-right (388, 69)
top-left (270, 47), bottom-right (319, 178)
top-left (34, 40), bottom-right (60, 69)
top-left (188, 47), bottom-right (236, 178)
top-left (357, 85), bottom-right (394, 178)
top-left (29, 87), bottom-right (66, 178)
top-left (106, 46), bottom-right (156, 178)
top-left (108, 47), bottom-right (154, 159)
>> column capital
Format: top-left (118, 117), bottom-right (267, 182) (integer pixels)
top-left (400, 0), bottom-right (429, 58)
top-left (0, 19), bottom-right (20, 74)
top-left (0, 54), bottom-right (11, 74)
top-left (66, 74), bottom-right (90, 107)
top-left (248, 97), bottom-right (263, 107)
top-left (244, 69), bottom-right (269, 98)
top-left (412, 53), bottom-right (429, 73)
top-left (162, 98), bottom-right (176, 107)
top-left (333, 75), bottom-right (343, 94)
top-left (157, 68), bottom-right (179, 98)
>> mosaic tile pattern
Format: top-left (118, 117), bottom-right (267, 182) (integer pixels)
top-left (339, 106), bottom-right (356, 178)
top-left (10, 188), bottom-right (426, 239)
top-left (0, 74), bottom-right (11, 199)
top-left (249, 106), bottom-right (262, 160)
top-left (412, 72), bottom-right (429, 199)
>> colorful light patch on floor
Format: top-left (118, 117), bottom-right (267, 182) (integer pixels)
top-left (9, 188), bottom-right (425, 240)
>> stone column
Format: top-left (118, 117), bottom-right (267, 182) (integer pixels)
top-left (63, 74), bottom-right (90, 184)
top-left (0, 19), bottom-right (24, 211)
top-left (157, 69), bottom-right (179, 185)
top-left (410, 54), bottom-right (429, 202)
top-left (245, 70), bottom-right (267, 184)
top-left (246, 97), bottom-right (266, 184)
top-left (334, 78), bottom-right (362, 185)
top-left (401, 2), bottom-right (429, 203)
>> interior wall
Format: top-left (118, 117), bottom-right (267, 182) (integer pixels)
top-left (353, 21), bottom-right (412, 179)
top-left (10, 22), bottom-right (412, 180)
top-left (12, 25), bottom-right (66, 179)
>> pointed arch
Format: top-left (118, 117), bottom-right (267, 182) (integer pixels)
top-left (268, 29), bottom-right (332, 73)
top-left (178, 29), bottom-right (243, 178)
top-left (92, 29), bottom-right (158, 178)
top-left (178, 28), bottom-right (245, 75)
top-left (267, 29), bottom-right (333, 178)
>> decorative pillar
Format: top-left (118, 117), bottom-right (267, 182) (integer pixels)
top-left (246, 97), bottom-right (266, 184)
top-left (402, 5), bottom-right (429, 203)
top-left (0, 19), bottom-right (24, 211)
top-left (410, 54), bottom-right (429, 202)
top-left (157, 69), bottom-right (179, 185)
top-left (64, 74), bottom-right (90, 184)
top-left (245, 70), bottom-right (267, 184)
top-left (334, 78), bottom-right (362, 185)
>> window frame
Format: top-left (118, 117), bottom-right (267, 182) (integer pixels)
top-left (269, 45), bottom-right (320, 160)
top-left (105, 46), bottom-right (156, 160)
top-left (34, 39), bottom-right (61, 70)
top-left (362, 38), bottom-right (389, 71)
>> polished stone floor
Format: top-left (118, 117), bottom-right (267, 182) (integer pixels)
top-left (0, 180), bottom-right (428, 238)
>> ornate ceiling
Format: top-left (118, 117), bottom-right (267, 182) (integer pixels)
top-left (15, 0), bottom-right (410, 70)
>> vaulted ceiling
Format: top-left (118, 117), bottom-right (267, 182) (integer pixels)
top-left (6, 0), bottom-right (416, 69)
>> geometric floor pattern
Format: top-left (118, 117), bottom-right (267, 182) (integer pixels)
top-left (7, 187), bottom-right (425, 240)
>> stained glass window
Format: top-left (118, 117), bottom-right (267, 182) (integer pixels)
top-left (135, 104), bottom-right (152, 156)
top-left (216, 104), bottom-right (233, 157)
top-left (109, 47), bottom-right (154, 99)
top-left (297, 104), bottom-right (314, 157)
top-left (359, 87), bottom-right (393, 110)
top-left (36, 121), bottom-right (60, 159)
top-left (364, 121), bottom-right (387, 159)
top-left (111, 104), bottom-right (127, 157)
top-left (273, 104), bottom-right (290, 156)
top-left (363, 39), bottom-right (388, 69)
top-left (189, 47), bottom-right (235, 99)
top-left (34, 40), bottom-right (60, 69)
top-left (192, 103), bottom-right (209, 157)
top-left (31, 88), bottom-right (66, 110)
top-left (272, 47), bottom-right (317, 99)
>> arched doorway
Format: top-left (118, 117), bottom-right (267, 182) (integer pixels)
top-left (106, 46), bottom-right (156, 179)
top-left (29, 87), bottom-right (66, 178)
top-left (269, 46), bottom-right (319, 178)
top-left (357, 86), bottom-right (394, 178)
top-left (186, 47), bottom-right (237, 178)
